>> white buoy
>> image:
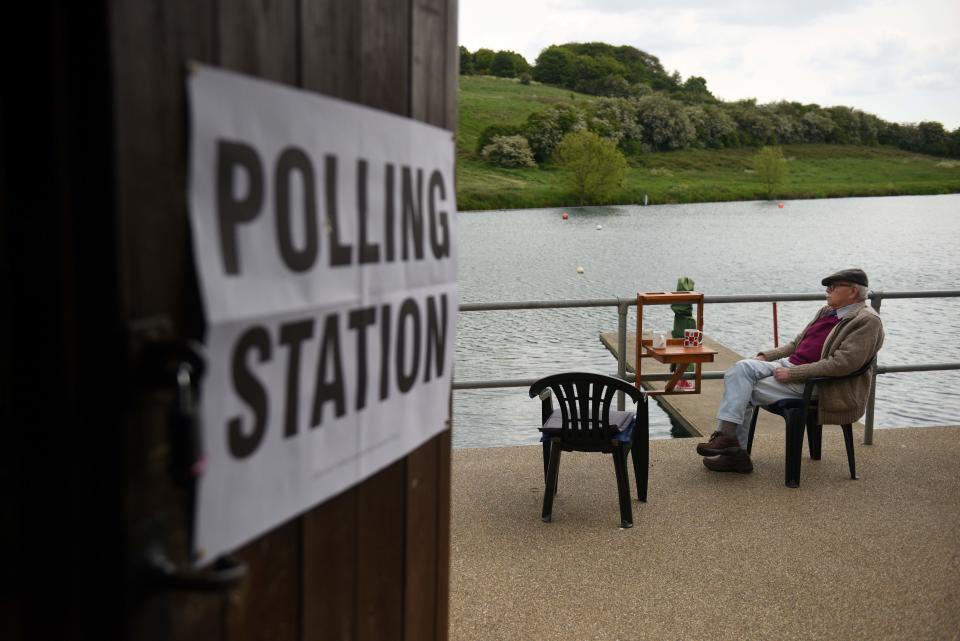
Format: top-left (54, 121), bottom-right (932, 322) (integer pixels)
top-left (576, 266), bottom-right (585, 274)
top-left (596, 224), bottom-right (603, 230)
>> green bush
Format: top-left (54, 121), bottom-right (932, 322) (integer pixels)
top-left (724, 100), bottom-right (775, 146)
top-left (473, 48), bottom-right (495, 75)
top-left (634, 95), bottom-right (696, 151)
top-left (754, 146), bottom-right (788, 198)
top-left (533, 46), bottom-right (577, 85)
top-left (480, 135), bottom-right (537, 168)
top-left (554, 130), bottom-right (627, 204)
top-left (585, 97), bottom-right (642, 150)
top-left (475, 123), bottom-right (522, 154)
top-left (685, 104), bottom-right (738, 148)
top-left (490, 51), bottom-right (517, 77)
top-left (533, 42), bottom-right (675, 97)
top-left (458, 45), bottom-right (474, 75)
top-left (522, 104), bottom-right (586, 163)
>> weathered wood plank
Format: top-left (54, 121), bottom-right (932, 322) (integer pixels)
top-left (298, 5), bottom-right (363, 640)
top-left (217, 0), bottom-right (298, 84)
top-left (434, 429), bottom-right (452, 640)
top-left (409, 5), bottom-right (456, 634)
top-left (303, 490), bottom-right (357, 641)
top-left (301, 0), bottom-right (362, 101)
top-left (226, 520), bottom-right (300, 641)
top-left (443, 0), bottom-right (459, 131)
top-left (359, 0), bottom-right (410, 115)
top-left (108, 1), bottom-right (220, 639)
top-left (357, 461), bottom-right (406, 641)
top-left (404, 437), bottom-right (441, 640)
top-left (355, 3), bottom-right (413, 639)
top-left (214, 4), bottom-right (302, 640)
top-left (410, 0), bottom-right (447, 127)
top-left (110, 0), bottom-right (215, 322)
top-left (169, 593), bottom-right (224, 641)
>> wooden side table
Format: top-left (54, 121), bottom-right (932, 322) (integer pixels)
top-left (635, 291), bottom-right (717, 395)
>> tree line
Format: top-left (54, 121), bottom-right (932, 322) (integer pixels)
top-left (460, 42), bottom-right (960, 161)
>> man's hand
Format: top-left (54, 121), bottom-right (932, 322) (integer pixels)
top-left (773, 367), bottom-right (791, 383)
top-left (754, 353), bottom-right (767, 361)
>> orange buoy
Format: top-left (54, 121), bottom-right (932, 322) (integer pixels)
top-left (562, 212), bottom-right (569, 220)
top-left (778, 202), bottom-right (785, 208)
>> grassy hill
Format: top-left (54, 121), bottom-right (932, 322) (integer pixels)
top-left (458, 75), bottom-right (597, 156)
top-left (456, 76), bottom-right (960, 211)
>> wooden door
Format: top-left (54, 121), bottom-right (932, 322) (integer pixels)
top-left (1, 2), bottom-right (458, 639)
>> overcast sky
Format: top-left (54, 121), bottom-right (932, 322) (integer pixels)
top-left (459, 0), bottom-right (960, 129)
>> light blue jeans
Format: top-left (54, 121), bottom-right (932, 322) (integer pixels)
top-left (716, 357), bottom-right (806, 448)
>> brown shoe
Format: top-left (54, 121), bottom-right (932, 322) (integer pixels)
top-left (703, 451), bottom-right (754, 474)
top-left (696, 431), bottom-right (742, 456)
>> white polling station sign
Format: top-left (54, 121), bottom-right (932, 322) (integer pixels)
top-left (187, 65), bottom-right (457, 563)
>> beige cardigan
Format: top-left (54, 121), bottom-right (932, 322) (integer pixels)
top-left (760, 302), bottom-right (884, 425)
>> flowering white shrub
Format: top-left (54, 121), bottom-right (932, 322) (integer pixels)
top-left (481, 135), bottom-right (537, 168)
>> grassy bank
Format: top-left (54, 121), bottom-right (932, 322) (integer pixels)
top-left (456, 76), bottom-right (960, 211)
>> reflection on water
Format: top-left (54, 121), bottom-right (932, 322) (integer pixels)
top-left (453, 194), bottom-right (960, 448)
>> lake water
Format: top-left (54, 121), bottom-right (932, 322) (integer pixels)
top-left (453, 194), bottom-right (960, 448)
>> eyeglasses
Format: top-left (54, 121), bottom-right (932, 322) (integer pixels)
top-left (826, 282), bottom-right (853, 292)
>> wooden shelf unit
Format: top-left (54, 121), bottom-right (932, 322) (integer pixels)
top-left (635, 291), bottom-right (716, 395)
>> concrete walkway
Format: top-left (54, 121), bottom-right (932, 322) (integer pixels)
top-left (449, 425), bottom-right (960, 640)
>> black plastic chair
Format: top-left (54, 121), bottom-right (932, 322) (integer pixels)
top-left (746, 360), bottom-right (875, 488)
top-left (529, 372), bottom-right (648, 528)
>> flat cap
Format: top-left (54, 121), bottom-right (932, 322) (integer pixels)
top-left (822, 268), bottom-right (868, 287)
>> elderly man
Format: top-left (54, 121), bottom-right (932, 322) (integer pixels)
top-left (697, 268), bottom-right (884, 473)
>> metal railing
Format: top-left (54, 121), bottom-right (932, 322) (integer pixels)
top-left (454, 290), bottom-right (960, 444)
